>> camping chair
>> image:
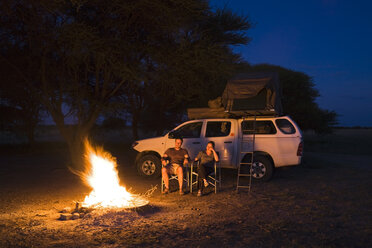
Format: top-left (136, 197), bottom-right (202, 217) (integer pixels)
top-left (161, 161), bottom-right (190, 193)
top-left (190, 155), bottom-right (221, 194)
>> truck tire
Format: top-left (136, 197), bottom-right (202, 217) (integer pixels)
top-left (137, 154), bottom-right (161, 178)
top-left (252, 155), bottom-right (273, 182)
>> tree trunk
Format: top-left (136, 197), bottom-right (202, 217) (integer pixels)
top-left (128, 93), bottom-right (143, 141)
top-left (67, 135), bottom-right (86, 172)
top-left (54, 121), bottom-right (91, 172)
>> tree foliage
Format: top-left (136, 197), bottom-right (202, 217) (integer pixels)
top-left (0, 0), bottom-right (336, 173)
top-left (0, 0), bottom-right (252, 168)
top-left (135, 8), bottom-right (252, 135)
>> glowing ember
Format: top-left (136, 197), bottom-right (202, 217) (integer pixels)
top-left (81, 140), bottom-right (148, 208)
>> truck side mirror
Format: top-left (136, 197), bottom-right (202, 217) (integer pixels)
top-left (168, 131), bottom-right (175, 139)
top-left (168, 130), bottom-right (182, 139)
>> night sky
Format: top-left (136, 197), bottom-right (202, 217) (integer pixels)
top-left (211, 0), bottom-right (372, 127)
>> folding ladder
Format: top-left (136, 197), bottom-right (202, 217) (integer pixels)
top-left (236, 113), bottom-right (257, 192)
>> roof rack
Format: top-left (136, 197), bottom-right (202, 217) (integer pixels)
top-left (226, 109), bottom-right (280, 118)
top-left (187, 107), bottom-right (281, 120)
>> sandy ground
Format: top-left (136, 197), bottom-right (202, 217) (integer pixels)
top-left (0, 146), bottom-right (371, 248)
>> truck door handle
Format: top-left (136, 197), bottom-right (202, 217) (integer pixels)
top-left (192, 142), bottom-right (200, 144)
top-left (224, 141), bottom-right (232, 143)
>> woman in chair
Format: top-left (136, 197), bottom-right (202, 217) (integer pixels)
top-left (194, 141), bottom-right (219, 196)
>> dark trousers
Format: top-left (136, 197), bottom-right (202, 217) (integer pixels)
top-left (197, 164), bottom-right (213, 191)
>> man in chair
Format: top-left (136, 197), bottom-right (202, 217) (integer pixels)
top-left (161, 138), bottom-right (189, 195)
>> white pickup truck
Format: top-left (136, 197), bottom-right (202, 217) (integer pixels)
top-left (132, 116), bottom-right (303, 181)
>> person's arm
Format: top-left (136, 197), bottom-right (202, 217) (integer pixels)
top-left (162, 149), bottom-right (170, 165)
top-left (211, 149), bottom-right (219, 162)
top-left (183, 154), bottom-right (189, 165)
top-left (194, 151), bottom-right (202, 161)
top-left (183, 150), bottom-right (190, 165)
top-left (161, 154), bottom-right (168, 165)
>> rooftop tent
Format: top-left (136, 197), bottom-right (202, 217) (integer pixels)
top-left (187, 72), bottom-right (283, 119)
top-left (222, 72), bottom-right (283, 115)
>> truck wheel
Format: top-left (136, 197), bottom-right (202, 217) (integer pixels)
top-left (252, 156), bottom-right (273, 182)
top-left (137, 154), bottom-right (161, 178)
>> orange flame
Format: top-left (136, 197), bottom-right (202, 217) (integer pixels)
top-left (81, 140), bottom-right (147, 208)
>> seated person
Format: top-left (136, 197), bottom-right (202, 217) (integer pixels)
top-left (161, 138), bottom-right (189, 195)
top-left (194, 141), bottom-right (219, 196)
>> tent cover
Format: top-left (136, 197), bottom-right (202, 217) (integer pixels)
top-left (187, 72), bottom-right (283, 119)
top-left (222, 72), bottom-right (282, 115)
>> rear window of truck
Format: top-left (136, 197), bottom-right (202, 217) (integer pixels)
top-left (241, 121), bottom-right (277, 135)
top-left (275, 119), bottom-right (296, 134)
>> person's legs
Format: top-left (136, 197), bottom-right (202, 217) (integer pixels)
top-left (197, 164), bottom-right (206, 195)
top-left (204, 166), bottom-right (213, 180)
top-left (197, 164), bottom-right (213, 195)
top-left (197, 163), bottom-right (207, 180)
top-left (161, 167), bottom-right (169, 192)
top-left (197, 179), bottom-right (204, 193)
top-left (176, 165), bottom-right (183, 193)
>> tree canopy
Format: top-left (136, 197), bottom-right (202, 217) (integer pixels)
top-left (0, 0), bottom-right (252, 167)
top-left (1, 0), bottom-right (338, 170)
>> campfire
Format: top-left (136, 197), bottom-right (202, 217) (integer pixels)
top-left (80, 140), bottom-right (148, 209)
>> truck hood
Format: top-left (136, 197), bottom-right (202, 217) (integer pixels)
top-left (132, 136), bottom-right (166, 154)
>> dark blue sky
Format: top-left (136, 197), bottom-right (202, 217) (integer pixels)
top-left (211, 0), bottom-right (372, 127)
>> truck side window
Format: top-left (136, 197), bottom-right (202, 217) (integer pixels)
top-left (241, 121), bottom-right (276, 134)
top-left (275, 119), bottom-right (296, 134)
top-left (206, 121), bottom-right (231, 137)
top-left (172, 122), bottom-right (203, 138)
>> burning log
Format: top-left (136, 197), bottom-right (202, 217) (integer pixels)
top-left (58, 202), bottom-right (91, 221)
top-left (59, 213), bottom-right (72, 221)
top-left (71, 213), bottom-right (80, 220)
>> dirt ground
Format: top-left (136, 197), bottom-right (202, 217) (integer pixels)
top-left (0, 143), bottom-right (371, 248)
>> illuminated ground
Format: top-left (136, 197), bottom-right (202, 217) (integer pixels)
top-left (0, 143), bottom-right (371, 247)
